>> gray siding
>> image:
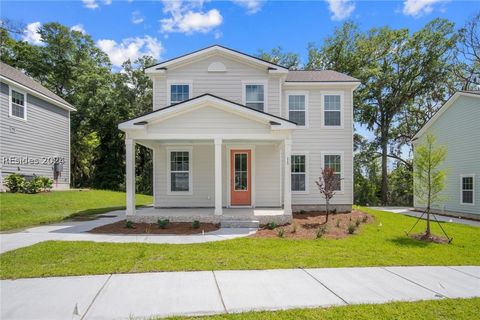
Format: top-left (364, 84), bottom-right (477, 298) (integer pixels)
top-left (0, 82), bottom-right (70, 188)
top-left (414, 95), bottom-right (480, 216)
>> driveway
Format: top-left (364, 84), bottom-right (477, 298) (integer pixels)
top-left (372, 207), bottom-right (480, 227)
top-left (1, 266), bottom-right (479, 319)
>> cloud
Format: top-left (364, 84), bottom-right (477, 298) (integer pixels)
top-left (22, 22), bottom-right (42, 45)
top-left (402, 0), bottom-right (447, 17)
top-left (160, 0), bottom-right (223, 34)
top-left (131, 10), bottom-right (144, 24)
top-left (82, 0), bottom-right (99, 9)
top-left (231, 0), bottom-right (263, 14)
top-left (326, 0), bottom-right (355, 21)
top-left (70, 24), bottom-right (86, 34)
top-left (103, 0), bottom-right (112, 4)
top-left (96, 36), bottom-right (163, 67)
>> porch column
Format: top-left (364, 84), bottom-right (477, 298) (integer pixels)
top-left (283, 139), bottom-right (292, 214)
top-left (125, 138), bottom-right (136, 215)
top-left (214, 138), bottom-right (223, 215)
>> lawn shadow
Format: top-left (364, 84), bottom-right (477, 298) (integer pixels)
top-left (388, 236), bottom-right (432, 248)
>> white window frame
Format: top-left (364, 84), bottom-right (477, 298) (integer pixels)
top-left (291, 152), bottom-right (309, 194)
top-left (460, 174), bottom-right (475, 206)
top-left (9, 86), bottom-right (27, 121)
top-left (167, 80), bottom-right (193, 106)
top-left (242, 80), bottom-right (268, 113)
top-left (321, 91), bottom-right (344, 129)
top-left (321, 151), bottom-right (344, 193)
top-left (166, 146), bottom-right (193, 195)
top-left (286, 90), bottom-right (309, 128)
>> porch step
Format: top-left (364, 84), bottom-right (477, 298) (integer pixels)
top-left (220, 220), bottom-right (260, 228)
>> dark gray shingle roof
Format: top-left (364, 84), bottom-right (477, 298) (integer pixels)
top-left (286, 70), bottom-right (359, 83)
top-left (0, 61), bottom-right (74, 109)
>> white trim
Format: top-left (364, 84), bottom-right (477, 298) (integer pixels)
top-left (291, 152), bottom-right (309, 194)
top-left (226, 144), bottom-right (255, 208)
top-left (321, 151), bottom-right (344, 194)
top-left (286, 90), bottom-right (309, 128)
top-left (166, 146), bottom-right (193, 195)
top-left (68, 111), bottom-right (71, 187)
top-left (166, 80), bottom-right (193, 106)
top-left (1, 76), bottom-right (76, 111)
top-left (8, 86), bottom-right (27, 121)
top-left (460, 174), bottom-right (475, 206)
top-left (242, 80), bottom-right (268, 113)
top-left (284, 81), bottom-right (361, 88)
top-left (321, 91), bottom-right (344, 129)
top-left (214, 138), bottom-right (223, 215)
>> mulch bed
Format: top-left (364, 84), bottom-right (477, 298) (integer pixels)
top-left (410, 232), bottom-right (450, 244)
top-left (89, 220), bottom-right (220, 235)
top-left (252, 210), bottom-right (374, 240)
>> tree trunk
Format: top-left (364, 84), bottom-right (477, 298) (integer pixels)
top-left (325, 200), bottom-right (330, 224)
top-left (381, 132), bottom-right (389, 205)
top-left (426, 206), bottom-right (431, 236)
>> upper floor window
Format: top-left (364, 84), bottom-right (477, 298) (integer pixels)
top-left (243, 81), bottom-right (266, 111)
top-left (287, 91), bottom-right (308, 127)
top-left (322, 92), bottom-right (343, 127)
top-left (168, 81), bottom-right (192, 105)
top-left (323, 153), bottom-right (342, 191)
top-left (9, 88), bottom-right (27, 120)
top-left (461, 175), bottom-right (475, 205)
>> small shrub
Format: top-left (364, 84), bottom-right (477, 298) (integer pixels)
top-left (331, 208), bottom-right (337, 215)
top-left (192, 220), bottom-right (200, 229)
top-left (23, 176), bottom-right (43, 194)
top-left (362, 215), bottom-right (368, 223)
top-left (39, 177), bottom-right (53, 192)
top-left (348, 223), bottom-right (356, 234)
top-left (316, 226), bottom-right (328, 239)
top-left (277, 228), bottom-right (285, 238)
top-left (157, 219), bottom-right (170, 229)
top-left (125, 220), bottom-right (135, 229)
top-left (266, 222), bottom-right (277, 230)
top-left (299, 210), bottom-right (306, 214)
top-left (4, 174), bottom-right (25, 193)
top-left (291, 223), bottom-right (298, 233)
top-left (355, 218), bottom-right (361, 227)
top-left (335, 219), bottom-right (340, 228)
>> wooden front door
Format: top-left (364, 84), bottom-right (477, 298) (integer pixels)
top-left (230, 150), bottom-right (251, 206)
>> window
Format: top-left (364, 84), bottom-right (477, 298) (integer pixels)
top-left (324, 154), bottom-right (342, 191)
top-left (288, 93), bottom-right (307, 126)
top-left (461, 175), bottom-right (475, 205)
top-left (170, 84), bottom-right (190, 104)
top-left (244, 83), bottom-right (265, 111)
top-left (9, 88), bottom-right (26, 120)
top-left (169, 150), bottom-right (192, 193)
top-left (291, 155), bottom-right (306, 192)
top-left (322, 93), bottom-right (342, 127)
top-left (234, 153), bottom-right (248, 191)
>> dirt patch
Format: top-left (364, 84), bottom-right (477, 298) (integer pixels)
top-left (410, 232), bottom-right (450, 244)
top-left (252, 210), bottom-right (374, 240)
top-left (89, 220), bottom-right (220, 235)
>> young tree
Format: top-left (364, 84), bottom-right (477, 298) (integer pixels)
top-left (413, 134), bottom-right (447, 237)
top-left (316, 167), bottom-right (342, 224)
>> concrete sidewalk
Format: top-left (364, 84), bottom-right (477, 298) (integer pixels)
top-left (1, 266), bottom-right (479, 320)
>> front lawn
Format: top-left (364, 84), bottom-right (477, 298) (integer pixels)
top-left (166, 298), bottom-right (480, 320)
top-left (1, 207), bottom-right (479, 279)
top-left (0, 190), bottom-right (153, 231)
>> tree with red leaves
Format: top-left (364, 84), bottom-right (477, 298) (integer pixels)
top-left (316, 167), bottom-right (342, 224)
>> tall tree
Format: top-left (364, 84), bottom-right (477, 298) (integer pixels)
top-left (309, 19), bottom-right (458, 204)
top-left (257, 46), bottom-right (301, 69)
top-left (455, 12), bottom-right (480, 90)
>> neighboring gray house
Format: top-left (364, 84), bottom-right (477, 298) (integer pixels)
top-left (413, 91), bottom-right (480, 219)
top-left (0, 62), bottom-right (76, 190)
top-left (118, 45), bottom-right (360, 224)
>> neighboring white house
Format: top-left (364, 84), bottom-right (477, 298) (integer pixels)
top-left (0, 62), bottom-right (76, 190)
top-left (119, 45), bottom-right (360, 223)
top-left (413, 91), bottom-right (480, 220)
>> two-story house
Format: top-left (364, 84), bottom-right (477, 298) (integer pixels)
top-left (119, 45), bottom-right (359, 224)
top-left (0, 62), bottom-right (76, 190)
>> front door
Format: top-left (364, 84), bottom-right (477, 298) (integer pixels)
top-left (230, 149), bottom-right (251, 206)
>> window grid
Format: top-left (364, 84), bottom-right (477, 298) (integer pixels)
top-left (234, 153), bottom-right (248, 191)
top-left (324, 154), bottom-right (341, 191)
top-left (324, 94), bottom-right (341, 126)
top-left (170, 151), bottom-right (190, 192)
top-left (461, 176), bottom-right (474, 204)
top-left (245, 84), bottom-right (264, 111)
top-left (170, 85), bottom-right (190, 104)
top-left (291, 155), bottom-right (306, 192)
top-left (288, 95), bottom-right (306, 126)
top-left (11, 90), bottom-right (25, 119)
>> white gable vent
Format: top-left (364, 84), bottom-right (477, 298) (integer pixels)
top-left (208, 61), bottom-right (227, 73)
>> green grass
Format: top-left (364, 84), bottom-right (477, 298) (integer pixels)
top-left (164, 298), bottom-right (480, 320)
top-left (1, 207), bottom-right (479, 279)
top-left (0, 190), bottom-right (153, 231)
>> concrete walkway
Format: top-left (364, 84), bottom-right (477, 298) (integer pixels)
top-left (1, 266), bottom-right (479, 320)
top-left (371, 207), bottom-right (480, 227)
top-left (0, 209), bottom-right (257, 254)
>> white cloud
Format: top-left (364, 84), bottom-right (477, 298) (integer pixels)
top-left (70, 24), bottom-right (86, 34)
top-left (82, 0), bottom-right (99, 9)
top-left (402, 0), bottom-right (447, 17)
top-left (131, 10), bottom-right (144, 24)
top-left (96, 36), bottom-right (163, 67)
top-left (160, 0), bottom-right (223, 34)
top-left (22, 22), bottom-right (42, 45)
top-left (231, 0), bottom-right (263, 14)
top-left (326, 0), bottom-right (355, 21)
top-left (214, 30), bottom-right (222, 39)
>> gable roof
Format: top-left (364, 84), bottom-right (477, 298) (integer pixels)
top-left (413, 90), bottom-right (480, 140)
top-left (119, 93), bottom-right (297, 131)
top-left (0, 62), bottom-right (76, 111)
top-left (286, 70), bottom-right (359, 83)
top-left (144, 45), bottom-right (289, 74)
